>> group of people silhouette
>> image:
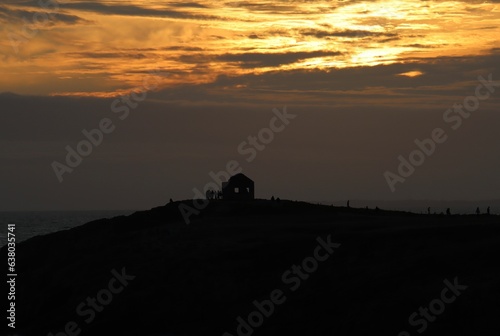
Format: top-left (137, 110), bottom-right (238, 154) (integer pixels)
top-left (197, 193), bottom-right (495, 216)
top-left (206, 190), bottom-right (222, 200)
top-left (477, 207), bottom-right (491, 215)
top-left (347, 201), bottom-right (492, 215)
top-left (427, 206), bottom-right (491, 215)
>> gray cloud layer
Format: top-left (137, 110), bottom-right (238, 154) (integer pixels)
top-left (1, 52), bottom-right (500, 210)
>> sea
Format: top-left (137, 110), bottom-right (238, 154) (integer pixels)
top-left (0, 210), bottom-right (137, 248)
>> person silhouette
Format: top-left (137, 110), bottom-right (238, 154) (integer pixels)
top-left (347, 200), bottom-right (350, 208)
top-left (446, 208), bottom-right (451, 216)
top-left (476, 207), bottom-right (480, 216)
top-left (428, 207), bottom-right (431, 215)
top-left (487, 206), bottom-right (491, 215)
top-left (271, 196), bottom-right (275, 201)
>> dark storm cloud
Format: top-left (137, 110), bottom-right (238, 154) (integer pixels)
top-left (2, 1), bottom-right (224, 21)
top-left (228, 2), bottom-right (304, 13)
top-left (168, 2), bottom-right (209, 8)
top-left (190, 52), bottom-right (500, 100)
top-left (299, 28), bottom-right (399, 39)
top-left (0, 4), bottom-right (86, 25)
top-left (67, 52), bottom-right (149, 60)
top-left (162, 46), bottom-right (204, 52)
top-left (182, 50), bottom-right (344, 68)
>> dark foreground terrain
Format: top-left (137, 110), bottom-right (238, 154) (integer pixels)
top-left (2, 200), bottom-right (500, 336)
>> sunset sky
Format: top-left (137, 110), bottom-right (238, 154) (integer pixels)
top-left (1, 0), bottom-right (500, 210)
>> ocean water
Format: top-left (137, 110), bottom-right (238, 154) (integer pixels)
top-left (0, 210), bottom-right (136, 248)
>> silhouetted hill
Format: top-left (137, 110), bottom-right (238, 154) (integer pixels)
top-left (2, 200), bottom-right (500, 336)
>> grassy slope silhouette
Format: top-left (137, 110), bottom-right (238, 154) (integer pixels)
top-left (4, 200), bottom-right (500, 336)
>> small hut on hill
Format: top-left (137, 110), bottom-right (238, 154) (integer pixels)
top-left (222, 173), bottom-right (255, 200)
